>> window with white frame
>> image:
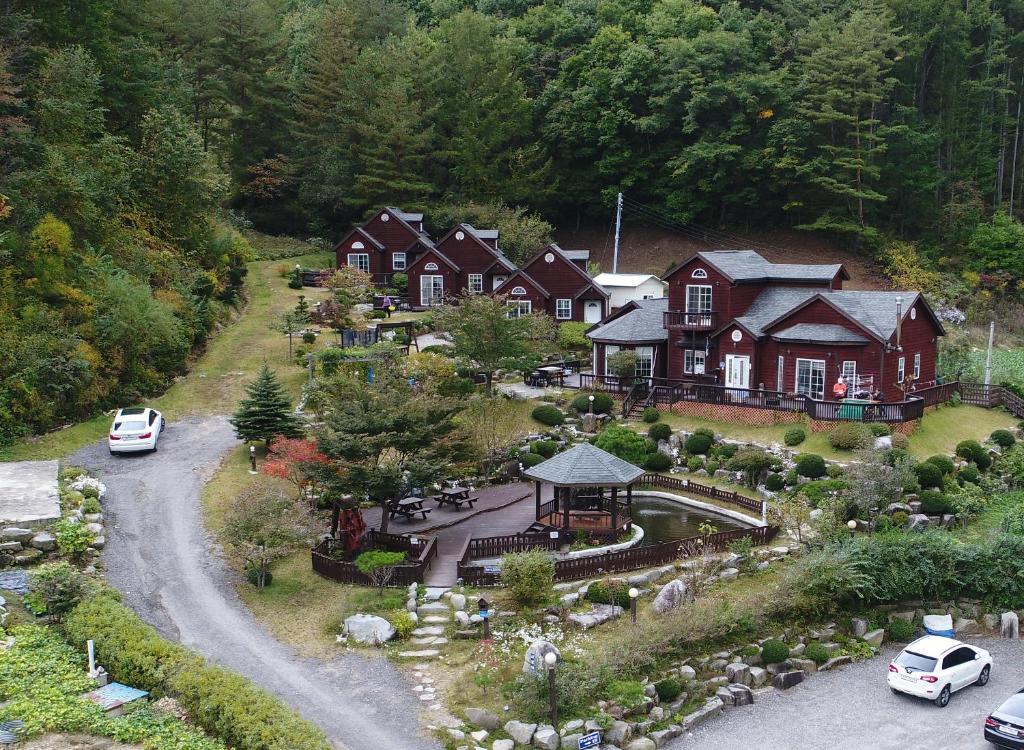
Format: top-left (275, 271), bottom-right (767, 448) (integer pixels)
top-left (795, 358), bottom-right (826, 400)
top-left (841, 360), bottom-right (856, 383)
top-left (556, 299), bottom-right (572, 319)
top-left (506, 300), bottom-right (532, 318)
top-left (777, 355), bottom-right (784, 390)
top-left (392, 252), bottom-right (406, 271)
top-left (897, 356), bottom-right (906, 383)
top-left (685, 284), bottom-right (713, 313)
top-left (691, 268), bottom-right (708, 279)
top-left (347, 253), bottom-right (369, 272)
top-left (468, 274), bottom-right (483, 293)
top-left (604, 345), bottom-right (619, 376)
top-left (511, 286), bottom-right (527, 295)
top-left (684, 349), bottom-right (706, 375)
top-left (635, 346), bottom-right (653, 380)
top-left (913, 352), bottom-right (921, 379)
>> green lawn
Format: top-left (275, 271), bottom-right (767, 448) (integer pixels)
top-left (955, 491), bottom-right (1024, 543)
top-left (1, 250), bottom-right (331, 461)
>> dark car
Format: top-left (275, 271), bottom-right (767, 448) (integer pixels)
top-left (986, 689), bottom-right (1024, 748)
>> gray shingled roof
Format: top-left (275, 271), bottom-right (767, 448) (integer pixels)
top-left (733, 288), bottom-right (819, 336)
top-left (466, 224), bottom-right (499, 240)
top-left (736, 289), bottom-right (921, 341)
top-left (390, 208), bottom-right (423, 222)
top-left (523, 442), bottom-right (645, 487)
top-left (587, 297), bottom-right (668, 343)
top-left (699, 250), bottom-right (843, 283)
top-left (771, 323), bottom-right (869, 344)
top-left (563, 249), bottom-right (590, 261)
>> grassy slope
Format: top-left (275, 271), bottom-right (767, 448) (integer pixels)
top-left (1, 248), bottom-right (331, 460)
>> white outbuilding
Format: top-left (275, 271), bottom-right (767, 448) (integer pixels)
top-left (592, 273), bottom-right (666, 310)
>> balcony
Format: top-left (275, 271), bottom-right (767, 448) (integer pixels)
top-left (664, 310), bottom-right (718, 331)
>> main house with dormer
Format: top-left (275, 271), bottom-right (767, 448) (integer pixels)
top-left (587, 250), bottom-right (944, 401)
top-left (333, 206), bottom-right (432, 287)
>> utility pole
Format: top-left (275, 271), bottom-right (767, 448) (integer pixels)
top-left (984, 321), bottom-right (995, 386)
top-left (612, 192), bottom-right (623, 274)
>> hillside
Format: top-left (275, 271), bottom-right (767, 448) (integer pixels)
top-left (555, 224), bottom-right (889, 291)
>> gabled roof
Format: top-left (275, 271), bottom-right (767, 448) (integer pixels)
top-left (586, 297), bottom-right (668, 344)
top-left (495, 269), bottom-right (550, 298)
top-left (383, 206), bottom-right (425, 237)
top-left (406, 246), bottom-right (461, 273)
top-left (334, 226), bottom-right (384, 252)
top-left (770, 323), bottom-right (870, 345)
top-left (764, 291), bottom-right (926, 342)
top-left (523, 442), bottom-right (645, 487)
top-left (722, 288), bottom-right (820, 339)
top-left (437, 224), bottom-right (516, 272)
top-left (665, 249), bottom-right (848, 285)
top-left (522, 244), bottom-right (609, 298)
top-left (466, 224), bottom-right (499, 241)
top-left (563, 249), bottom-right (590, 262)
top-left (593, 273), bottom-right (666, 289)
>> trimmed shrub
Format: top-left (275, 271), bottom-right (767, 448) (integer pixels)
top-left (874, 514), bottom-right (894, 532)
top-left (765, 473), bottom-right (785, 492)
top-left (869, 423), bottom-right (892, 437)
top-left (642, 407), bottom-right (661, 423)
top-left (645, 452), bottom-right (673, 471)
top-left (520, 452), bottom-right (545, 468)
top-left (571, 392), bottom-right (613, 414)
top-left (919, 490), bottom-right (952, 515)
top-left (956, 439), bottom-right (986, 463)
top-left (391, 610), bottom-right (416, 639)
top-left (959, 465), bottom-right (981, 484)
top-left (684, 432), bottom-right (713, 455)
top-left (784, 427), bottom-right (806, 446)
top-left (301, 331), bottom-right (316, 344)
top-left (648, 423), bottom-right (672, 441)
top-left (891, 432), bottom-right (909, 450)
top-left (531, 439), bottom-right (558, 458)
top-left (686, 456), bottom-right (703, 472)
top-left (913, 462), bottom-right (944, 490)
top-left (645, 438), bottom-right (659, 454)
top-left (693, 427), bottom-right (715, 439)
top-left (706, 460), bottom-right (719, 475)
top-left (803, 641), bottom-right (829, 664)
top-left (532, 405), bottom-right (565, 426)
top-left (81, 496), bottom-right (102, 514)
top-left (976, 451), bottom-right (993, 471)
top-left (795, 453), bottom-right (827, 479)
top-left (925, 455), bottom-right (956, 475)
top-left (828, 424), bottom-right (869, 450)
top-left (887, 617), bottom-right (917, 642)
top-left (760, 639), bottom-right (790, 664)
top-left (891, 510), bottom-right (909, 527)
top-left (501, 550), bottom-right (555, 607)
top-left (584, 579), bottom-right (631, 608)
top-left (654, 677), bottom-right (683, 702)
top-left (992, 429), bottom-right (1016, 448)
top-left (715, 443), bottom-right (738, 460)
top-left (784, 468), bottom-right (798, 486)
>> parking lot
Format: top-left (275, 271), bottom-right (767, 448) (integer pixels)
top-left (668, 637), bottom-right (1024, 750)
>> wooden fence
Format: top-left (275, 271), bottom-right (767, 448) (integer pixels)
top-left (311, 530), bottom-right (437, 586)
top-left (637, 473), bottom-right (765, 516)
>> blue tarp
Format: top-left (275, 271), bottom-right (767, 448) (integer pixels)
top-left (84, 682), bottom-right (149, 710)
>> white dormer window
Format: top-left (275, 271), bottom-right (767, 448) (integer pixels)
top-left (691, 268), bottom-right (708, 279)
top-left (351, 241), bottom-right (365, 250)
top-left (424, 262), bottom-right (439, 271)
top-left (511, 286), bottom-right (527, 295)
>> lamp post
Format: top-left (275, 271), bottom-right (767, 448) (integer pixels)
top-left (544, 651), bottom-right (558, 726)
top-left (478, 596), bottom-right (490, 641)
top-left (249, 445), bottom-right (257, 474)
top-left (847, 519), bottom-right (857, 540)
top-left (588, 394), bottom-right (595, 415)
top-left (628, 587), bottom-right (639, 625)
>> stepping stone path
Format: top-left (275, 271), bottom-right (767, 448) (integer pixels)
top-left (411, 666), bottom-right (442, 711)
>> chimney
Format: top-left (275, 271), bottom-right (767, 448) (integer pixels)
top-left (895, 297), bottom-right (903, 351)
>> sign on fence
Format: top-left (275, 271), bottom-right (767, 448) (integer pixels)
top-left (484, 566), bottom-right (501, 574)
top-left (578, 731), bottom-right (601, 749)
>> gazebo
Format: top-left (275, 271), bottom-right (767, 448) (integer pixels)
top-left (523, 442), bottom-right (645, 542)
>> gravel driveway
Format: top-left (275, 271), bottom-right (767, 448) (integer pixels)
top-left (668, 637), bottom-right (1024, 750)
top-left (69, 416), bottom-right (440, 750)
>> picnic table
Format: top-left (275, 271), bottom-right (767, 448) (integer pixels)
top-left (434, 486), bottom-right (478, 510)
top-left (388, 496), bottom-right (432, 520)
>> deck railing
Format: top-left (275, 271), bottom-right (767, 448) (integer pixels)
top-left (663, 310), bottom-right (719, 331)
top-left (311, 531), bottom-right (437, 586)
top-left (637, 473), bottom-right (765, 516)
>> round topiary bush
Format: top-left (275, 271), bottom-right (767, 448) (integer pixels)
top-left (644, 452), bottom-right (673, 471)
top-left (585, 579), bottom-right (631, 608)
top-left (891, 510), bottom-right (909, 527)
top-left (795, 453), bottom-right (827, 479)
top-left (648, 423), bottom-right (672, 441)
top-left (531, 439), bottom-right (558, 458)
top-left (693, 427), bottom-right (715, 439)
top-left (992, 429), bottom-right (1016, 448)
top-left (532, 405), bottom-right (565, 426)
top-left (890, 432), bottom-right (909, 450)
top-left (958, 465), bottom-right (981, 485)
top-left (642, 407), bottom-right (661, 423)
top-left (925, 454), bottom-right (956, 476)
top-left (913, 461), bottom-right (944, 490)
top-left (765, 473), bottom-right (785, 492)
top-left (686, 456), bottom-right (703, 472)
top-left (828, 423), bottom-right (869, 450)
top-left (685, 432), bottom-right (714, 455)
top-left (956, 439), bottom-right (985, 463)
top-left (887, 616), bottom-right (917, 642)
top-left (571, 392), bottom-right (614, 414)
top-left (520, 452), bottom-right (546, 468)
top-left (919, 490), bottom-right (952, 514)
top-left (715, 443), bottom-right (738, 460)
top-left (302, 331), bottom-right (316, 344)
top-left (784, 427), bottom-right (806, 446)
top-left (803, 642), bottom-right (829, 664)
top-left (869, 423), bottom-right (892, 437)
top-left (654, 677), bottom-right (683, 702)
top-left (760, 639), bottom-right (790, 665)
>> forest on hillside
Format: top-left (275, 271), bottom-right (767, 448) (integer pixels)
top-left (4, 0), bottom-right (1024, 444)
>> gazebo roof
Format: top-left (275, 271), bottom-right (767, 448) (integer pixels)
top-left (523, 442), bottom-right (645, 487)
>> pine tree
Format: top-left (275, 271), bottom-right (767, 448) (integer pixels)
top-left (230, 364), bottom-right (304, 443)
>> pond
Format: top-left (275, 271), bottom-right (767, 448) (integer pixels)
top-left (631, 493), bottom-right (747, 546)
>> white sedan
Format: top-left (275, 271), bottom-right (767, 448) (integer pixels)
top-left (888, 635), bottom-right (992, 707)
top-left (108, 407), bottom-right (165, 454)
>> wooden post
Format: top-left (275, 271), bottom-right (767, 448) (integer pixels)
top-left (611, 487), bottom-right (618, 531)
top-left (562, 487), bottom-right (570, 536)
top-left (535, 481), bottom-right (542, 522)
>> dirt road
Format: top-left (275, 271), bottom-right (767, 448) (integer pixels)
top-left (69, 416), bottom-right (439, 750)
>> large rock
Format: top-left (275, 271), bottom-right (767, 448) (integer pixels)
top-left (850, 618), bottom-right (868, 638)
top-left (1, 528), bottom-right (33, 544)
top-left (907, 514), bottom-right (930, 531)
top-left (822, 656), bottom-right (853, 671)
top-left (725, 662), bottom-right (751, 685)
top-left (885, 503), bottom-right (912, 515)
top-left (88, 536), bottom-right (105, 550)
top-left (454, 610), bottom-right (471, 627)
top-left (678, 665), bottom-right (697, 681)
top-left (682, 698), bottom-right (724, 730)
top-left (504, 721), bottom-right (537, 746)
top-left (625, 739), bottom-right (657, 750)
top-left (14, 548), bottom-right (42, 564)
top-left (748, 666), bottom-right (768, 687)
top-left (954, 618), bottom-right (981, 635)
top-left (1001, 611), bottom-right (1020, 640)
top-left (567, 604), bottom-right (622, 630)
top-left (652, 579), bottom-right (692, 615)
top-left (532, 725), bottom-right (559, 749)
top-left (0, 542), bottom-right (22, 552)
top-left (772, 670), bottom-right (805, 690)
top-left (466, 708), bottom-right (501, 731)
top-left (493, 741), bottom-right (514, 750)
top-left (874, 436), bottom-right (893, 450)
top-left (450, 593), bottom-right (467, 611)
top-left (29, 532), bottom-right (56, 552)
top-left (727, 684), bottom-right (753, 706)
top-left (605, 720), bottom-right (632, 746)
top-left (862, 628), bottom-right (885, 647)
top-left (342, 614), bottom-right (395, 645)
top-left (523, 640), bottom-right (561, 675)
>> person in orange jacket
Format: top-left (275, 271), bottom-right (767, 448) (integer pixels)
top-left (832, 376), bottom-right (848, 400)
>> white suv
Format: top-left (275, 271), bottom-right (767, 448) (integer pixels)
top-left (888, 635), bottom-right (992, 707)
top-left (109, 407), bottom-right (165, 454)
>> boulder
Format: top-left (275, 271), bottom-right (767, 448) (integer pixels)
top-left (454, 611), bottom-right (471, 627)
top-left (85, 522), bottom-right (104, 535)
top-left (342, 614), bottom-right (395, 645)
top-left (0, 542), bottom-right (22, 553)
top-left (822, 656), bottom-right (853, 671)
top-left (719, 568), bottom-right (739, 580)
top-left (89, 536), bottom-right (105, 550)
top-left (862, 629), bottom-right (885, 647)
top-left (504, 721), bottom-right (537, 746)
top-left (448, 729), bottom-right (465, 741)
top-left (560, 593), bottom-right (579, 607)
top-left (568, 604), bottom-right (622, 630)
top-left (748, 666), bottom-right (768, 687)
top-left (716, 686), bottom-right (736, 707)
top-left (471, 730), bottom-right (489, 743)
top-left (850, 618), bottom-right (868, 638)
top-left (523, 640), bottom-right (560, 675)
top-left (983, 613), bottom-right (1000, 632)
top-left (0, 528), bottom-right (33, 544)
top-left (789, 658), bottom-right (816, 675)
top-left (678, 665), bottom-right (697, 681)
top-left (14, 549), bottom-right (42, 564)
top-left (1001, 611), bottom-right (1019, 640)
top-left (727, 684), bottom-right (753, 706)
top-left (681, 698), bottom-right (724, 731)
top-left (560, 735), bottom-right (582, 749)
top-left (885, 503), bottom-right (912, 515)
top-left (954, 618), bottom-right (981, 636)
top-left (725, 662), bottom-right (750, 685)
top-left (772, 670), bottom-right (805, 690)
top-left (466, 708), bottom-right (501, 731)
top-left (704, 676), bottom-right (729, 690)
top-left (625, 739), bottom-right (657, 750)
top-left (907, 514), bottom-right (930, 531)
top-left (606, 720), bottom-right (632, 746)
top-left (532, 725), bottom-right (559, 750)
top-left (652, 579), bottom-right (692, 615)
top-left (649, 726), bottom-right (682, 747)
top-left (648, 706), bottom-right (664, 722)
top-left (560, 720), bottom-right (584, 735)
top-left (450, 593), bottom-right (467, 611)
top-left (493, 741), bottom-right (514, 750)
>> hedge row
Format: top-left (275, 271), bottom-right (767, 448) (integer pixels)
top-left (63, 594), bottom-right (330, 750)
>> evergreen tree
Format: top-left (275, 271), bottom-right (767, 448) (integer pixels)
top-left (230, 364), bottom-right (304, 443)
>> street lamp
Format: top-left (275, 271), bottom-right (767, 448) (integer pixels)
top-left (628, 587), bottom-right (639, 625)
top-left (847, 519), bottom-right (857, 540)
top-left (544, 651), bottom-right (558, 726)
top-left (249, 445), bottom-right (257, 474)
top-left (588, 394), bottom-right (595, 415)
top-left (478, 596), bottom-right (490, 641)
